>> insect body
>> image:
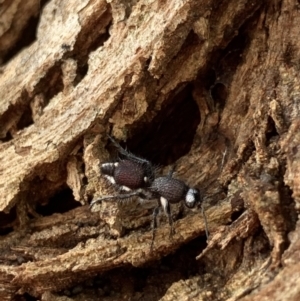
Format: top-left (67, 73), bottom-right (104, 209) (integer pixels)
top-left (90, 135), bottom-right (208, 247)
top-left (100, 136), bottom-right (155, 192)
top-left (101, 160), bottom-right (150, 191)
top-left (151, 176), bottom-right (200, 208)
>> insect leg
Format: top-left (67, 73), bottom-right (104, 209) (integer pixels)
top-left (160, 197), bottom-right (174, 238)
top-left (150, 205), bottom-right (160, 250)
top-left (89, 191), bottom-right (141, 208)
top-left (167, 164), bottom-right (176, 178)
top-left (108, 135), bottom-right (150, 165)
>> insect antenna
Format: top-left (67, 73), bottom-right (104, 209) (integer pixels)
top-left (107, 135), bottom-right (151, 166)
top-left (201, 205), bottom-right (209, 239)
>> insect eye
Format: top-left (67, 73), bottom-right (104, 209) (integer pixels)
top-left (193, 189), bottom-right (201, 203)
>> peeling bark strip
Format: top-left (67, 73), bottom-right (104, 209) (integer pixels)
top-left (1, 0), bottom-right (300, 300)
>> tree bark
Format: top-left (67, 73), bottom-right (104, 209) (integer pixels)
top-left (0, 0), bottom-right (299, 300)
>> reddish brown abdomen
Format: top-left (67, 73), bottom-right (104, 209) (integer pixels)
top-left (114, 160), bottom-right (145, 189)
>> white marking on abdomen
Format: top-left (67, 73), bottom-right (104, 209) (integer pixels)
top-left (120, 186), bottom-right (131, 191)
top-left (102, 163), bottom-right (114, 168)
top-left (104, 175), bottom-right (116, 184)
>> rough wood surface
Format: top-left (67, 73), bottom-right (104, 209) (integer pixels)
top-left (0, 0), bottom-right (300, 300)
